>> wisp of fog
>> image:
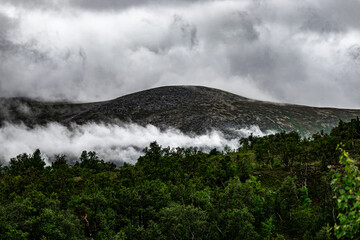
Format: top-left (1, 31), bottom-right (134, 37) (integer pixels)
top-left (0, 122), bottom-right (272, 165)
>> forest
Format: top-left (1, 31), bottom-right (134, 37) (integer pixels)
top-left (1, 119), bottom-right (360, 239)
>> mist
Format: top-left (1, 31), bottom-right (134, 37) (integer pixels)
top-left (0, 122), bottom-right (272, 165)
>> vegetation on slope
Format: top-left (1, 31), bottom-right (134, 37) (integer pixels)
top-left (1, 118), bottom-right (360, 239)
top-left (2, 86), bottom-right (360, 135)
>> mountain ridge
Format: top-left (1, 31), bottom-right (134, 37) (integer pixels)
top-left (1, 85), bottom-right (360, 136)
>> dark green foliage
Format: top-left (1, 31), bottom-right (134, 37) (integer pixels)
top-left (0, 191), bottom-right (84, 240)
top-left (300, 186), bottom-right (312, 207)
top-left (331, 148), bottom-right (360, 239)
top-left (275, 176), bottom-right (299, 221)
top-left (235, 154), bottom-right (252, 181)
top-left (8, 149), bottom-right (45, 175)
top-left (77, 151), bottom-right (116, 172)
top-left (3, 119), bottom-right (360, 239)
top-left (156, 203), bottom-right (210, 239)
top-left (250, 131), bottom-right (303, 168)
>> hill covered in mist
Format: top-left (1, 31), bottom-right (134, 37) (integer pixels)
top-left (1, 86), bottom-right (360, 136)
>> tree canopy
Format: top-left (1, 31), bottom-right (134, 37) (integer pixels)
top-left (2, 119), bottom-right (360, 239)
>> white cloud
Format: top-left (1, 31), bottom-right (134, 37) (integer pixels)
top-left (0, 122), bottom-right (271, 165)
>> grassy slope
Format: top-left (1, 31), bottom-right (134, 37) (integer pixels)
top-left (1, 86), bottom-right (360, 136)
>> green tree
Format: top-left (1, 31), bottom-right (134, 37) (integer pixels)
top-left (331, 148), bottom-right (360, 239)
top-left (157, 203), bottom-right (210, 240)
top-left (8, 149), bottom-right (45, 175)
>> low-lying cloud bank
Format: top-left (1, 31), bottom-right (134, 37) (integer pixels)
top-left (0, 122), bottom-right (272, 165)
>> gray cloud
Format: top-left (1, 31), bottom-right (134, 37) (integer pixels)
top-left (2, 0), bottom-right (209, 11)
top-left (0, 1), bottom-right (360, 107)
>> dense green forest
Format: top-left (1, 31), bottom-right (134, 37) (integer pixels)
top-left (2, 119), bottom-right (360, 239)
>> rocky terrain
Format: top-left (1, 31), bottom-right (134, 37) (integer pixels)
top-left (1, 86), bottom-right (360, 136)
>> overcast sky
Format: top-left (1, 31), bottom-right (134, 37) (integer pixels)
top-left (0, 0), bottom-right (360, 108)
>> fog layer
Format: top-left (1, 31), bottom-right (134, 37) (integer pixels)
top-left (0, 122), bottom-right (271, 165)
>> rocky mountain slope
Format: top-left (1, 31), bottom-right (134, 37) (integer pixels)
top-left (1, 86), bottom-right (360, 136)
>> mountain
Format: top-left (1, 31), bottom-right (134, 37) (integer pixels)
top-left (1, 86), bottom-right (360, 136)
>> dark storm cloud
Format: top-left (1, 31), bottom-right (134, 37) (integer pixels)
top-left (2, 0), bottom-right (209, 11)
top-left (0, 0), bottom-right (360, 107)
top-left (72, 0), bottom-right (205, 11)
